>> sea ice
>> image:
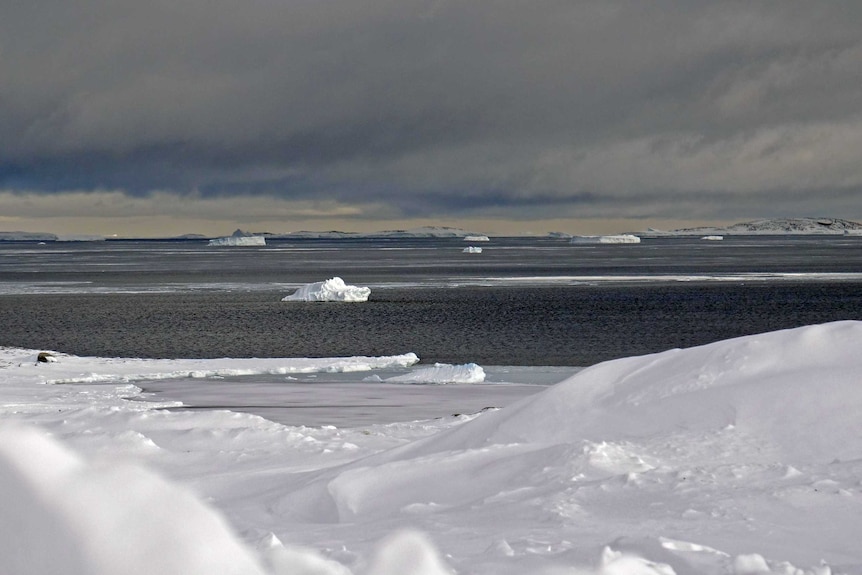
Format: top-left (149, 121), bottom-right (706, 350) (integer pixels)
top-left (281, 277), bottom-right (371, 302)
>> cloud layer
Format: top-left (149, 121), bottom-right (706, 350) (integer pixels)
top-left (2, 1), bottom-right (861, 228)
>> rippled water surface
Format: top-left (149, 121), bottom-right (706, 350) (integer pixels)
top-left (2, 236), bottom-right (862, 366)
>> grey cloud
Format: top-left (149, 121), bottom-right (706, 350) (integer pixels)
top-left (2, 1), bottom-right (862, 221)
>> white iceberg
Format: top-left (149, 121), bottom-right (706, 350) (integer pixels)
top-left (385, 363), bottom-right (486, 384)
top-left (209, 229), bottom-right (266, 246)
top-left (462, 246), bottom-right (483, 253)
top-left (281, 277), bottom-right (371, 302)
top-left (208, 235), bottom-right (266, 246)
top-left (570, 234), bottom-right (641, 244)
top-left (701, 235), bottom-right (724, 241)
top-left (463, 235), bottom-right (490, 242)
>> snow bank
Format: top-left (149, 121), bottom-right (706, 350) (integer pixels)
top-left (570, 234), bottom-right (641, 244)
top-left (281, 277), bottom-right (371, 302)
top-left (385, 363), bottom-right (486, 384)
top-left (462, 246), bottom-right (483, 253)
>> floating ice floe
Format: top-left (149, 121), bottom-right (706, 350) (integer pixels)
top-left (281, 277), bottom-right (371, 302)
top-left (570, 234), bottom-right (641, 244)
top-left (463, 235), bottom-right (490, 242)
top-left (384, 363), bottom-right (486, 384)
top-left (700, 235), bottom-right (724, 241)
top-left (462, 246), bottom-right (483, 254)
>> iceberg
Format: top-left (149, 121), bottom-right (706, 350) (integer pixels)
top-left (570, 234), bottom-right (641, 244)
top-left (463, 235), bottom-right (490, 242)
top-left (462, 246), bottom-right (483, 253)
top-left (208, 236), bottom-right (266, 246)
top-left (208, 228), bottom-right (266, 246)
top-left (701, 235), bottom-right (724, 241)
top-left (281, 277), bottom-right (371, 302)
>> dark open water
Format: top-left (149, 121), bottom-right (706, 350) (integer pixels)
top-left (2, 236), bottom-right (862, 366)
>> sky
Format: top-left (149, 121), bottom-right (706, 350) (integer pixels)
top-left (2, 1), bottom-right (861, 237)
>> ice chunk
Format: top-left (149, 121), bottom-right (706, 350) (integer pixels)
top-left (385, 363), bottom-right (486, 384)
top-left (282, 277), bottom-right (371, 302)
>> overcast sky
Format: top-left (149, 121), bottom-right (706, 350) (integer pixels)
top-left (2, 1), bottom-right (861, 236)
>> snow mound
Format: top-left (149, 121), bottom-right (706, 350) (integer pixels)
top-left (0, 426), bottom-right (267, 575)
top-left (282, 277), bottom-right (371, 302)
top-left (276, 322), bottom-right (862, 572)
top-left (570, 234), bottom-right (641, 244)
top-left (412, 321), bottom-right (862, 459)
top-left (385, 363), bottom-right (486, 384)
top-left (462, 246), bottom-right (483, 253)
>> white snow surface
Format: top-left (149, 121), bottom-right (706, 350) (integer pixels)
top-left (384, 362), bottom-right (486, 384)
top-left (570, 234), bottom-right (641, 244)
top-left (3, 322), bottom-right (862, 574)
top-left (281, 277), bottom-right (372, 302)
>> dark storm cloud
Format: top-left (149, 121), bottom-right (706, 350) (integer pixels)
top-left (2, 0), bottom-right (862, 219)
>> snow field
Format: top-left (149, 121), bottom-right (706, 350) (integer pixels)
top-left (2, 322), bottom-right (862, 573)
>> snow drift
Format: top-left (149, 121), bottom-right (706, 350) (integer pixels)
top-left (282, 277), bottom-right (371, 302)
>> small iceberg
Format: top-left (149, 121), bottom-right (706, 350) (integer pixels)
top-left (208, 229), bottom-right (266, 246)
top-left (701, 235), bottom-right (724, 241)
top-left (570, 234), bottom-right (641, 244)
top-left (282, 277), bottom-right (371, 302)
top-left (463, 235), bottom-right (490, 242)
top-left (385, 363), bottom-right (486, 384)
top-left (463, 246), bottom-right (483, 254)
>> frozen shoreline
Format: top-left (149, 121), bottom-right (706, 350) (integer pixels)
top-left (3, 323), bottom-right (862, 574)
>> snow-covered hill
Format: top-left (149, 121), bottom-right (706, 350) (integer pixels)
top-left (647, 217), bottom-right (862, 236)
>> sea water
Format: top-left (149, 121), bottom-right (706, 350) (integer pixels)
top-left (2, 235), bottom-right (862, 365)
top-left (2, 236), bottom-right (862, 425)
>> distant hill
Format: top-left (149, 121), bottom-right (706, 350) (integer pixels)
top-left (644, 217), bottom-right (862, 236)
top-left (0, 231), bottom-right (58, 241)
